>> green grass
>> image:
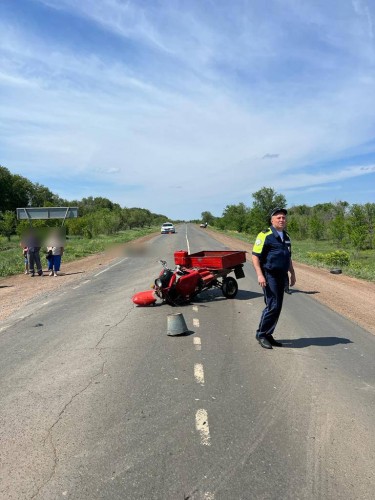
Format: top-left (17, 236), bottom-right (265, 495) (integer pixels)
top-left (3, 225), bottom-right (375, 282)
top-left (208, 228), bottom-right (375, 282)
top-left (0, 227), bottom-right (158, 278)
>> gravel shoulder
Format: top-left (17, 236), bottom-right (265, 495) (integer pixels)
top-left (1, 230), bottom-right (374, 335)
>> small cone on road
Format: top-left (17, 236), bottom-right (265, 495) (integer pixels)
top-left (167, 312), bottom-right (189, 336)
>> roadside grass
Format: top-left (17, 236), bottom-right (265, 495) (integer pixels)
top-left (0, 227), bottom-right (158, 278)
top-left (208, 227), bottom-right (375, 282)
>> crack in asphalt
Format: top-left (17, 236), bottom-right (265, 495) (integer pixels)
top-left (95, 307), bottom-right (134, 349)
top-left (30, 310), bottom-right (134, 498)
top-left (31, 364), bottom-right (104, 499)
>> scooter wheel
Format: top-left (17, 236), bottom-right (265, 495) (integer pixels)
top-left (222, 277), bottom-right (238, 298)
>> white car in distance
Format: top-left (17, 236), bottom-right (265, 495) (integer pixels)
top-left (161, 222), bottom-right (175, 234)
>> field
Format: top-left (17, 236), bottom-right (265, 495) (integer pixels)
top-left (0, 228), bottom-right (158, 278)
top-left (209, 228), bottom-right (375, 282)
top-left (1, 226), bottom-right (374, 281)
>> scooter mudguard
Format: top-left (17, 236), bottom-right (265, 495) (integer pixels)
top-left (132, 290), bottom-right (157, 306)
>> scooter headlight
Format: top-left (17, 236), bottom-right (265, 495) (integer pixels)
top-left (155, 278), bottom-right (162, 288)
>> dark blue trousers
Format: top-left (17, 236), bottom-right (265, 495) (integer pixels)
top-left (256, 271), bottom-right (286, 338)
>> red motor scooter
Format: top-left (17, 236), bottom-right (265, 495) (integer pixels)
top-left (132, 250), bottom-right (246, 306)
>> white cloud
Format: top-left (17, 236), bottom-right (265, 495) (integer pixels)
top-left (1, 1), bottom-right (375, 218)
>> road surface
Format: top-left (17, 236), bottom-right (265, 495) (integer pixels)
top-left (1, 224), bottom-right (374, 499)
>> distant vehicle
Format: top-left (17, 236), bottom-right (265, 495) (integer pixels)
top-left (161, 222), bottom-right (175, 234)
top-left (200, 222), bottom-right (208, 228)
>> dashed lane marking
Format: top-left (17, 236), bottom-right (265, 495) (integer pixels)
top-left (194, 363), bottom-right (205, 385)
top-left (193, 318), bottom-right (200, 328)
top-left (195, 409), bottom-right (211, 446)
top-left (193, 337), bottom-right (202, 351)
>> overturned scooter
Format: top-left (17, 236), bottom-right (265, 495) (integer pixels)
top-left (132, 250), bottom-right (246, 306)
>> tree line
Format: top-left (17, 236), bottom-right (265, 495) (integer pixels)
top-left (2, 164), bottom-right (374, 251)
top-left (0, 165), bottom-right (169, 240)
top-left (201, 187), bottom-right (375, 252)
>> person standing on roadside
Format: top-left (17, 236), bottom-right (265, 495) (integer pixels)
top-left (251, 207), bottom-right (296, 349)
top-left (22, 228), bottom-right (43, 277)
top-left (20, 242), bottom-right (29, 274)
top-left (46, 228), bottom-right (65, 277)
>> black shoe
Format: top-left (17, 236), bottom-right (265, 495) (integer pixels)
top-left (267, 335), bottom-right (283, 347)
top-left (258, 337), bottom-right (273, 349)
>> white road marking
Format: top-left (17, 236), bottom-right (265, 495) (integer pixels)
top-left (94, 258), bottom-right (128, 277)
top-left (193, 318), bottom-right (200, 328)
top-left (203, 493), bottom-right (215, 500)
top-left (194, 363), bottom-right (205, 385)
top-left (192, 305), bottom-right (198, 312)
top-left (195, 409), bottom-right (211, 446)
top-left (186, 226), bottom-right (191, 254)
top-left (193, 337), bottom-right (202, 351)
top-left (42, 301), bottom-right (50, 305)
top-left (73, 280), bottom-right (91, 290)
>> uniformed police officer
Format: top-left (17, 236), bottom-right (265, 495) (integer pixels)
top-left (251, 207), bottom-right (296, 349)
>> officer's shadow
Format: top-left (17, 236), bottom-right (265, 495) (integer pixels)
top-left (288, 288), bottom-right (319, 295)
top-left (280, 336), bottom-right (353, 348)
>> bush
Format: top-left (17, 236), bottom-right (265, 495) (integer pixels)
top-left (307, 250), bottom-right (350, 267)
top-left (306, 251), bottom-right (326, 263)
top-left (325, 250), bottom-right (350, 267)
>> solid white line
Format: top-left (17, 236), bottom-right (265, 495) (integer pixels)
top-left (195, 409), bottom-right (211, 446)
top-left (94, 258), bottom-right (128, 277)
top-left (185, 225), bottom-right (191, 254)
top-left (194, 363), bottom-right (205, 385)
top-left (193, 337), bottom-right (202, 351)
top-left (73, 280), bottom-right (90, 290)
top-left (193, 318), bottom-right (200, 328)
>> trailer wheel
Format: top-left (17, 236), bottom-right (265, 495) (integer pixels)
top-left (222, 277), bottom-right (238, 298)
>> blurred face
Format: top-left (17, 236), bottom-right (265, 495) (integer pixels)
top-left (271, 213), bottom-right (287, 231)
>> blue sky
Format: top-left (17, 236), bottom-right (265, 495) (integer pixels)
top-left (1, 0), bottom-right (375, 220)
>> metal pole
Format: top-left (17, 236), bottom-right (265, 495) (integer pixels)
top-left (61, 207), bottom-right (70, 226)
top-left (23, 208), bottom-right (33, 227)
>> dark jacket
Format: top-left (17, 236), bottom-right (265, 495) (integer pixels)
top-left (252, 226), bottom-right (291, 274)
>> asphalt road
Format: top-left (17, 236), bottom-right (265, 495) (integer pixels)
top-left (0, 224), bottom-right (374, 500)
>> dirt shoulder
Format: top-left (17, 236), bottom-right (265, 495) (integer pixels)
top-left (209, 231), bottom-right (375, 336)
top-left (1, 230), bottom-right (374, 335)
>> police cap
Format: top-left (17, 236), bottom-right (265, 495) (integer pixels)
top-left (270, 207), bottom-right (288, 217)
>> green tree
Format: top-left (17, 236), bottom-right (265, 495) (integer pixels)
top-left (309, 215), bottom-right (325, 241)
top-left (251, 187), bottom-right (287, 227)
top-left (347, 204), bottom-right (368, 252)
top-left (0, 211), bottom-right (17, 241)
top-left (29, 183), bottom-right (57, 207)
top-left (0, 166), bottom-right (13, 212)
top-left (201, 211), bottom-right (215, 225)
top-left (363, 203), bottom-right (375, 249)
top-left (221, 203), bottom-right (250, 232)
top-left (328, 213), bottom-right (346, 245)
